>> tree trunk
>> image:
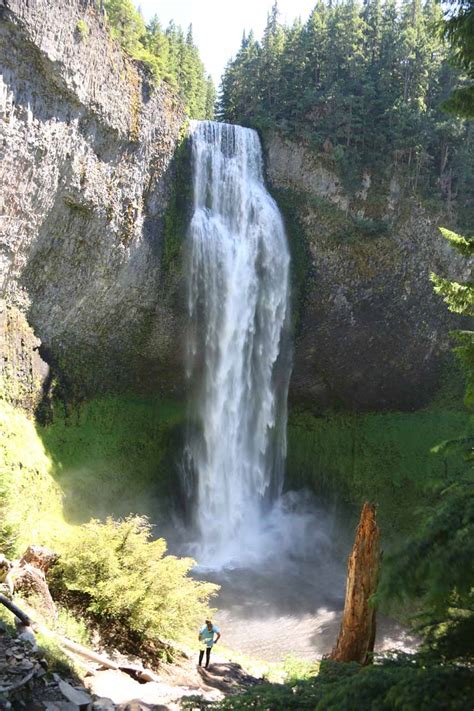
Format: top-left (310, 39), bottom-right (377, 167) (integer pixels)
top-left (330, 502), bottom-right (380, 665)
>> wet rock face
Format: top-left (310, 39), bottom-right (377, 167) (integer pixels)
top-left (265, 132), bottom-right (467, 411)
top-left (0, 0), bottom-right (187, 397)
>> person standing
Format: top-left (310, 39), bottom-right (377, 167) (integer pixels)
top-left (198, 618), bottom-right (221, 669)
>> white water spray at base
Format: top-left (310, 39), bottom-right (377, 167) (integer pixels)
top-left (186, 121), bottom-right (291, 568)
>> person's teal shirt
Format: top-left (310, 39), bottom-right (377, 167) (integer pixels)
top-left (200, 624), bottom-right (219, 647)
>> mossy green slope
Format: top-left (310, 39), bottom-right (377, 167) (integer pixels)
top-left (287, 408), bottom-right (468, 541)
top-left (1, 395), bottom-right (184, 554)
top-left (39, 395), bottom-right (184, 524)
top-left (0, 399), bottom-right (67, 555)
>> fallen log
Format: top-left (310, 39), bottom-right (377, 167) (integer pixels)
top-left (0, 593), bottom-right (32, 627)
top-left (330, 501), bottom-right (381, 665)
top-left (57, 635), bottom-right (119, 670)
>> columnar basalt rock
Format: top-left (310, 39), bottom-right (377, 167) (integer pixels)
top-left (0, 0), bottom-right (187, 398)
top-left (0, 1), bottom-right (467, 411)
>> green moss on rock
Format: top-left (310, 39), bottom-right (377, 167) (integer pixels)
top-left (0, 399), bottom-right (66, 555)
top-left (286, 407), bottom-right (468, 542)
top-left (40, 395), bottom-right (185, 524)
top-left (162, 130), bottom-right (192, 278)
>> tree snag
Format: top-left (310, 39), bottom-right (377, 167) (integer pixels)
top-left (330, 502), bottom-right (381, 665)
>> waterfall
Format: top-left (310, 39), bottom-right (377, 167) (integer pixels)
top-left (186, 121), bottom-right (291, 568)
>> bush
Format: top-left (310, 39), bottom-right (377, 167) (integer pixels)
top-left (54, 515), bottom-right (218, 643)
top-left (212, 658), bottom-right (474, 710)
top-left (75, 20), bottom-right (89, 39)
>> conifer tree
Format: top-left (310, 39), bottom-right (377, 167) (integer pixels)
top-left (104, 2), bottom-right (214, 119)
top-left (217, 0), bottom-right (472, 215)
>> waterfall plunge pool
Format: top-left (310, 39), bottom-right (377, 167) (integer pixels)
top-left (172, 120), bottom-right (417, 662)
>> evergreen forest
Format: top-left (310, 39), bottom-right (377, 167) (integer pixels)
top-left (104, 0), bottom-right (215, 118)
top-left (220, 0), bottom-right (473, 226)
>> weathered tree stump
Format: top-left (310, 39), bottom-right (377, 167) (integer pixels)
top-left (330, 502), bottom-right (381, 665)
top-left (0, 555), bottom-right (12, 583)
top-left (19, 546), bottom-right (58, 573)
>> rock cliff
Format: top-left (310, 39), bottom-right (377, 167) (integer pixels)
top-left (0, 0), bottom-right (468, 414)
top-left (264, 132), bottom-right (468, 411)
top-left (0, 0), bottom-right (187, 400)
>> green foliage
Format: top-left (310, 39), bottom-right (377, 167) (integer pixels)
top-left (219, 0), bottom-right (473, 225)
top-left (211, 657), bottom-right (474, 710)
top-left (55, 606), bottom-right (91, 646)
top-left (39, 395), bottom-right (184, 523)
top-left (431, 227), bottom-right (473, 417)
top-left (287, 406), bottom-right (467, 541)
top-left (104, 0), bottom-right (145, 54)
top-left (440, 0), bottom-right (474, 117)
top-left (378, 480), bottom-right (474, 612)
top-left (439, 226), bottom-right (474, 257)
top-left (103, 1), bottom-right (214, 118)
top-left (75, 19), bottom-right (89, 39)
top-left (431, 274), bottom-right (474, 315)
top-left (0, 399), bottom-right (66, 556)
top-left (376, 476), bottom-right (474, 664)
top-left (35, 630), bottom-right (78, 676)
top-left (54, 515), bottom-right (219, 643)
top-left (281, 655), bottom-right (317, 682)
top-left (0, 394), bottom-right (184, 554)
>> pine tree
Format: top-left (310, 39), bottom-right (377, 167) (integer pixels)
top-left (104, 2), bottom-right (212, 119)
top-left (218, 0), bottom-right (471, 214)
top-left (441, 0), bottom-right (474, 117)
top-left (104, 0), bottom-right (146, 55)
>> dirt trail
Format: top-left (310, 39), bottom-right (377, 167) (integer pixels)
top-left (85, 651), bottom-right (262, 709)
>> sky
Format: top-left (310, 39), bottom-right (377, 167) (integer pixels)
top-left (137, 0), bottom-right (316, 86)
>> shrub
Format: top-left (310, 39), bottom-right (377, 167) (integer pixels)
top-left (212, 658), bottom-right (474, 710)
top-left (75, 20), bottom-right (90, 39)
top-left (54, 515), bottom-right (218, 643)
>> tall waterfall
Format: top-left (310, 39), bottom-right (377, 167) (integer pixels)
top-left (186, 121), bottom-right (291, 567)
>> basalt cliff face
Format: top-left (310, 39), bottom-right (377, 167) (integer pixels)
top-left (0, 0), bottom-right (467, 414)
top-left (1, 0), bottom-right (186, 402)
top-left (264, 132), bottom-right (467, 411)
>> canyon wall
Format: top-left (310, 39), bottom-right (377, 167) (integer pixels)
top-left (264, 132), bottom-right (467, 411)
top-left (0, 0), bottom-right (187, 401)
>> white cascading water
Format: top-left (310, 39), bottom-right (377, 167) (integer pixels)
top-left (186, 121), bottom-right (291, 568)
